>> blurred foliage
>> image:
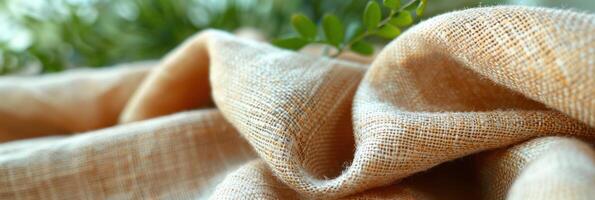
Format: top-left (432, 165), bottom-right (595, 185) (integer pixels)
top-left (0, 0), bottom-right (366, 75)
top-left (0, 0), bottom-right (592, 75)
top-left (0, 0), bottom-right (301, 74)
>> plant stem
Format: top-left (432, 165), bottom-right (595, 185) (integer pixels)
top-left (329, 0), bottom-right (419, 58)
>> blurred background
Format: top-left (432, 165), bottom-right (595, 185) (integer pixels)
top-left (0, 0), bottom-right (592, 75)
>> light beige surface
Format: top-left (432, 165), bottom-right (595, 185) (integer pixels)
top-left (0, 6), bottom-right (594, 199)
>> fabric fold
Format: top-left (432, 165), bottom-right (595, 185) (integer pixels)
top-left (476, 137), bottom-right (595, 200)
top-left (0, 110), bottom-right (256, 199)
top-left (0, 62), bottom-right (152, 140)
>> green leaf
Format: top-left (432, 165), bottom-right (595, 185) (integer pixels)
top-left (272, 37), bottom-right (309, 50)
top-left (383, 0), bottom-right (400, 10)
top-left (416, 0), bottom-right (427, 16)
top-left (404, 0), bottom-right (418, 11)
top-left (375, 24), bottom-right (401, 39)
top-left (350, 41), bottom-right (374, 55)
top-left (389, 11), bottom-right (413, 27)
top-left (291, 14), bottom-right (317, 41)
top-left (322, 14), bottom-right (344, 47)
top-left (363, 1), bottom-right (381, 31)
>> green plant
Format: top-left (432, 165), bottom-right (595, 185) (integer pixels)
top-left (0, 0), bottom-right (299, 75)
top-left (272, 0), bottom-right (427, 57)
top-left (0, 0), bottom-right (440, 75)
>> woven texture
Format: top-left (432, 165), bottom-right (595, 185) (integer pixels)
top-left (0, 6), bottom-right (594, 199)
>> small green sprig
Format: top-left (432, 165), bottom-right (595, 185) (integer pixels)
top-left (273, 0), bottom-right (427, 57)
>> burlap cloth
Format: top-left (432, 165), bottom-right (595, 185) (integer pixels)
top-left (0, 6), bottom-right (594, 199)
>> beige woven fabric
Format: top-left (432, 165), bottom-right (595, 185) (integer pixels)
top-left (476, 137), bottom-right (595, 200)
top-left (0, 6), bottom-right (594, 199)
top-left (0, 62), bottom-right (151, 140)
